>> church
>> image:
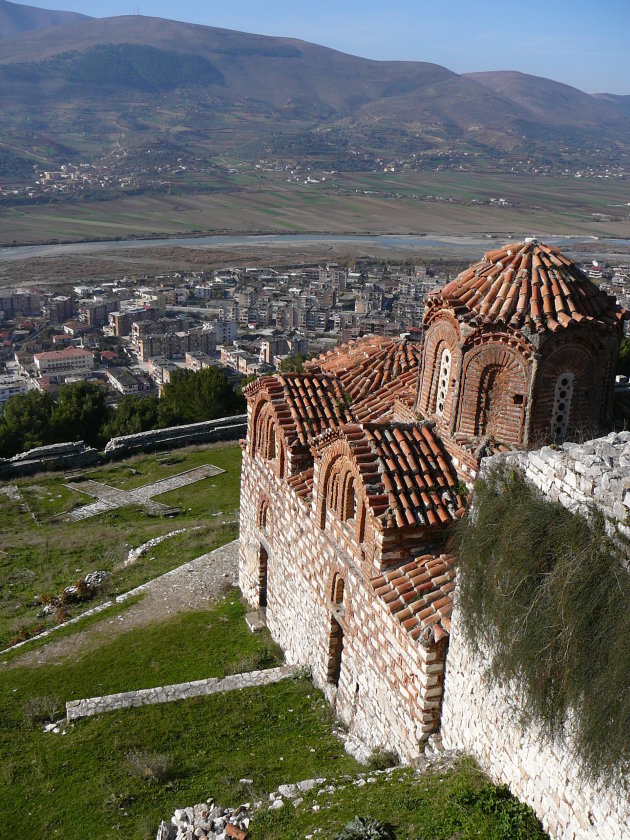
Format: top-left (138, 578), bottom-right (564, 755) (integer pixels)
top-left (238, 239), bottom-right (624, 761)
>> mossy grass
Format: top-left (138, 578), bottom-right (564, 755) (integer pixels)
top-left (251, 760), bottom-right (547, 839)
top-left (453, 464), bottom-right (630, 783)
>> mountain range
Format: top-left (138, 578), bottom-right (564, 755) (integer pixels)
top-left (0, 1), bottom-right (628, 182)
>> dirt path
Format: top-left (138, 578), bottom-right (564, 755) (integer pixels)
top-left (6, 539), bottom-right (239, 668)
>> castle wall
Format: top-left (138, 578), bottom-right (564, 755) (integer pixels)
top-left (441, 602), bottom-right (630, 840)
top-left (239, 448), bottom-right (446, 762)
top-left (441, 432), bottom-right (630, 840)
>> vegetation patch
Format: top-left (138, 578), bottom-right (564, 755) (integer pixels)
top-left (0, 443), bottom-right (241, 649)
top-left (250, 760), bottom-right (547, 839)
top-left (453, 464), bottom-right (630, 782)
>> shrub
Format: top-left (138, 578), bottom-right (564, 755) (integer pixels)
top-left (453, 464), bottom-right (630, 783)
top-left (125, 749), bottom-right (173, 784)
top-left (367, 749), bottom-right (399, 771)
top-left (335, 816), bottom-right (395, 840)
top-left (22, 694), bottom-right (62, 726)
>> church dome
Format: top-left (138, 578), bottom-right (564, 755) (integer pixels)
top-left (429, 239), bottom-right (624, 333)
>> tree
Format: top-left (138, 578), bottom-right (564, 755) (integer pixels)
top-left (51, 381), bottom-right (110, 448)
top-left (157, 367), bottom-right (245, 428)
top-left (0, 390), bottom-right (55, 456)
top-left (279, 353), bottom-right (305, 373)
top-left (103, 395), bottom-right (159, 439)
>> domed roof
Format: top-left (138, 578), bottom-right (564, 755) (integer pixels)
top-left (427, 239), bottom-right (625, 333)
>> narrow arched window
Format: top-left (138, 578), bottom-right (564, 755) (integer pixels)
top-left (342, 475), bottom-right (356, 521)
top-left (436, 347), bottom-right (451, 416)
top-left (551, 371), bottom-right (574, 441)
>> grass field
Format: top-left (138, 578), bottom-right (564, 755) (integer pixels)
top-left (1, 170), bottom-right (628, 246)
top-left (0, 443), bottom-right (242, 650)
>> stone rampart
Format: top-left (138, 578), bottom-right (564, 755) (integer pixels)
top-left (0, 441), bottom-right (98, 478)
top-left (66, 665), bottom-right (296, 721)
top-left (440, 432), bottom-right (630, 840)
top-left (487, 430), bottom-right (630, 555)
top-left (103, 414), bottom-right (247, 459)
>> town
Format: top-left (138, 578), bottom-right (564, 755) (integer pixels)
top-left (1, 254), bottom-right (629, 418)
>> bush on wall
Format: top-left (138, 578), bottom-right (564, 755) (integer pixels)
top-left (453, 464), bottom-right (630, 783)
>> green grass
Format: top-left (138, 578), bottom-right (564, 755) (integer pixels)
top-left (0, 596), bottom-right (546, 840)
top-left (0, 443), bottom-right (242, 649)
top-left (251, 761), bottom-right (548, 840)
top-left (0, 594), bottom-right (144, 663)
top-left (2, 598), bottom-right (283, 698)
top-left (0, 597), bottom-right (358, 840)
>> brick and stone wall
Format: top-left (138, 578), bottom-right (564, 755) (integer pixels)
top-left (440, 432), bottom-right (630, 840)
top-left (239, 449), bottom-right (446, 762)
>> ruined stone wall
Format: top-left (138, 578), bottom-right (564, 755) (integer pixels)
top-left (239, 448), bottom-right (445, 762)
top-left (0, 441), bottom-right (98, 478)
top-left (104, 415), bottom-right (247, 459)
top-left (494, 430), bottom-right (630, 555)
top-left (441, 432), bottom-right (630, 840)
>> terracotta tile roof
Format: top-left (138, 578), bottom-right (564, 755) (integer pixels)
top-left (308, 336), bottom-right (421, 403)
top-left (353, 368), bottom-right (419, 422)
top-left (287, 467), bottom-right (314, 500)
top-left (313, 422), bottom-right (465, 529)
top-left (371, 553), bottom-right (456, 644)
top-left (362, 423), bottom-right (465, 528)
top-left (244, 372), bottom-right (354, 449)
top-left (427, 239), bottom-right (625, 333)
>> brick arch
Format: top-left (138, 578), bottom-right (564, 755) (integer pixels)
top-left (330, 571), bottom-right (346, 606)
top-left (417, 318), bottom-right (461, 420)
top-left (316, 443), bottom-right (367, 543)
top-left (250, 396), bottom-right (287, 478)
top-left (530, 340), bottom-right (599, 446)
top-left (457, 343), bottom-right (529, 445)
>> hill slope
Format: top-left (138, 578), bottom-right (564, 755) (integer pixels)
top-left (0, 0), bottom-right (91, 41)
top-left (0, 13), bottom-right (627, 185)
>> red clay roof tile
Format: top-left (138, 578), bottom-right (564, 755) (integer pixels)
top-left (426, 239), bottom-right (625, 334)
top-left (372, 553), bottom-right (456, 645)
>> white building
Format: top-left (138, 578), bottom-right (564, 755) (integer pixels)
top-left (33, 348), bottom-right (94, 376)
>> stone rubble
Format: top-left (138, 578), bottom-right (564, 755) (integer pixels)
top-left (125, 529), bottom-right (197, 566)
top-left (40, 570), bottom-right (109, 615)
top-left (156, 756), bottom-right (462, 840)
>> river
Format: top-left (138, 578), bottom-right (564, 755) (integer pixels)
top-left (0, 232), bottom-right (612, 263)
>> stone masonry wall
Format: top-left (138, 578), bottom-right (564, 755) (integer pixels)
top-left (104, 415), bottom-right (247, 459)
top-left (441, 432), bottom-right (630, 840)
top-left (239, 448), bottom-right (446, 763)
top-left (441, 603), bottom-right (630, 840)
top-left (492, 431), bottom-right (630, 555)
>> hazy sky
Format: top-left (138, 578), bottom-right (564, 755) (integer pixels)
top-left (15, 0), bottom-right (630, 94)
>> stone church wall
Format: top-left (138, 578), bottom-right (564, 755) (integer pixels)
top-left (441, 433), bottom-right (630, 840)
top-left (239, 448), bottom-right (446, 762)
